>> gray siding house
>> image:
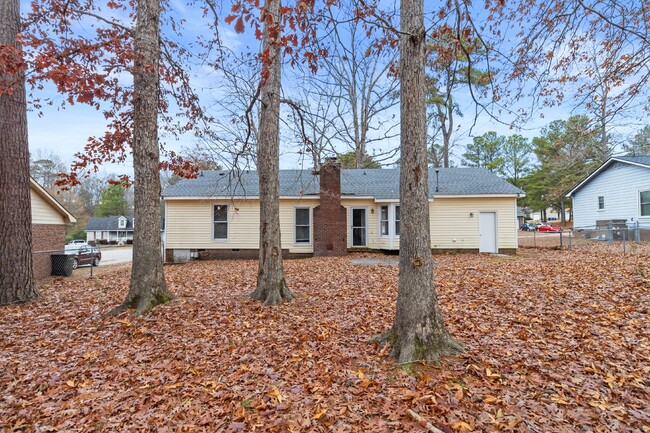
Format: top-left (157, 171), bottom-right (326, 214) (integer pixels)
top-left (567, 156), bottom-right (650, 228)
top-left (86, 215), bottom-right (134, 244)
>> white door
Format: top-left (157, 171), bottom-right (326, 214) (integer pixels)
top-left (479, 212), bottom-right (497, 253)
top-left (351, 208), bottom-right (367, 246)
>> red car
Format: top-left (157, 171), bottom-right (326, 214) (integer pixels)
top-left (537, 224), bottom-right (562, 232)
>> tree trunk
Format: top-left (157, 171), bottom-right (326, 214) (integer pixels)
top-left (250, 0), bottom-right (293, 306)
top-left (390, 0), bottom-right (463, 363)
top-left (0, 0), bottom-right (37, 306)
top-left (113, 0), bottom-right (170, 315)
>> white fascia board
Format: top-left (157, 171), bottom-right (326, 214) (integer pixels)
top-left (433, 194), bottom-right (522, 199)
top-left (30, 178), bottom-right (77, 223)
top-left (566, 157), bottom-right (650, 198)
top-left (164, 195), bottom-right (322, 201)
top-left (566, 159), bottom-right (614, 197)
top-left (164, 193), bottom-right (522, 201)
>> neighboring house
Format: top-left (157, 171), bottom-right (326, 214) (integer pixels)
top-left (86, 216), bottom-right (134, 244)
top-left (530, 207), bottom-right (571, 222)
top-left (162, 161), bottom-right (523, 262)
top-left (567, 155), bottom-right (650, 228)
top-left (517, 207), bottom-right (526, 226)
top-left (30, 178), bottom-right (76, 279)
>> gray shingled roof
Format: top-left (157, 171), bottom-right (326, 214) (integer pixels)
top-left (162, 167), bottom-right (522, 199)
top-left (616, 155), bottom-right (650, 167)
top-left (86, 216), bottom-right (134, 231)
top-left (567, 155), bottom-right (650, 196)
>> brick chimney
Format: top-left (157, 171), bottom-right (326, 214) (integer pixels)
top-left (313, 158), bottom-right (347, 256)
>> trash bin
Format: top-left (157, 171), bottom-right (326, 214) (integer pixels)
top-left (51, 254), bottom-right (75, 277)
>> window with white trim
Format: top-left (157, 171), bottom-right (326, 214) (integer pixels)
top-left (395, 205), bottom-right (400, 236)
top-left (380, 206), bottom-right (389, 236)
top-left (118, 217), bottom-right (127, 229)
top-left (213, 205), bottom-right (228, 240)
top-left (295, 208), bottom-right (310, 243)
top-left (597, 196), bottom-right (605, 211)
top-left (641, 191), bottom-right (650, 216)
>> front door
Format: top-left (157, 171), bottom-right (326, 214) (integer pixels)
top-left (351, 208), bottom-right (367, 247)
top-left (479, 212), bottom-right (497, 253)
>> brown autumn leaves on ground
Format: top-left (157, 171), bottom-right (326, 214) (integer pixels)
top-left (1, 247), bottom-right (649, 432)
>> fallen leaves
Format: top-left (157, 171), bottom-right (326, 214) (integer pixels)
top-left (0, 247), bottom-right (648, 431)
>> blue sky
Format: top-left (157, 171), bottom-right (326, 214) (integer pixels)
top-left (23, 0), bottom-right (647, 175)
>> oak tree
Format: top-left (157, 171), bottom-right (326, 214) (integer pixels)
top-left (389, 0), bottom-right (463, 363)
top-left (113, 0), bottom-right (171, 314)
top-left (249, 0), bottom-right (293, 306)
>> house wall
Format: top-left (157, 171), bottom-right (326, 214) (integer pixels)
top-left (32, 224), bottom-right (66, 279)
top-left (30, 187), bottom-right (67, 279)
top-left (573, 162), bottom-right (650, 228)
top-left (430, 197), bottom-right (517, 251)
top-left (31, 187), bottom-right (65, 225)
top-left (165, 195), bottom-right (518, 256)
top-left (165, 198), bottom-right (321, 254)
top-left (342, 198), bottom-right (379, 249)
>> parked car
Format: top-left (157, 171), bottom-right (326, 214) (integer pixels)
top-left (65, 245), bottom-right (101, 269)
top-left (68, 239), bottom-right (87, 246)
top-left (520, 223), bottom-right (537, 231)
top-left (538, 224), bottom-right (563, 232)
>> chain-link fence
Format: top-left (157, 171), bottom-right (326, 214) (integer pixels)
top-left (518, 221), bottom-right (650, 255)
top-left (32, 244), bottom-right (131, 279)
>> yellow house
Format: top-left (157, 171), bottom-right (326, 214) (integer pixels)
top-left (162, 163), bottom-right (523, 262)
top-left (30, 178), bottom-right (76, 278)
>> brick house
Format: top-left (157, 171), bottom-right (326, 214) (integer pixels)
top-left (30, 178), bottom-right (76, 279)
top-left (162, 161), bottom-right (523, 262)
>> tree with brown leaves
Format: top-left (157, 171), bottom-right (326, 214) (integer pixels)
top-left (112, 0), bottom-right (171, 315)
top-left (250, 0), bottom-right (294, 306)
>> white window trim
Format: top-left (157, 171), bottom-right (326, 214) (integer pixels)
top-left (379, 205), bottom-right (390, 238)
top-left (394, 204), bottom-right (400, 238)
top-left (294, 207), bottom-right (312, 245)
top-left (212, 204), bottom-right (229, 242)
top-left (350, 207), bottom-right (369, 247)
top-left (597, 195), bottom-right (605, 212)
top-left (640, 189), bottom-right (650, 217)
top-left (118, 217), bottom-right (127, 229)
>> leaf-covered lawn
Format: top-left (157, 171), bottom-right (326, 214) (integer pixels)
top-left (1, 248), bottom-right (649, 432)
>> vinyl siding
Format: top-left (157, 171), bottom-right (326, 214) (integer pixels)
top-left (165, 196), bottom-right (518, 252)
top-left (572, 162), bottom-right (650, 227)
top-left (165, 198), bottom-right (320, 253)
top-left (342, 199), bottom-right (379, 249)
top-left (31, 187), bottom-right (65, 225)
top-left (280, 199), bottom-right (320, 253)
top-left (430, 197), bottom-right (517, 250)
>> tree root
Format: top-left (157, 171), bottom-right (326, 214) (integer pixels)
top-left (250, 277), bottom-right (294, 306)
top-left (370, 328), bottom-right (464, 366)
top-left (367, 329), bottom-right (396, 345)
top-left (107, 292), bottom-right (173, 317)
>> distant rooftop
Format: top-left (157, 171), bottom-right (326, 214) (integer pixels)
top-left (615, 155), bottom-right (650, 168)
top-left (162, 167), bottom-right (523, 199)
top-left (86, 216), bottom-right (134, 231)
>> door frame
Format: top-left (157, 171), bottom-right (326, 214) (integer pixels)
top-left (478, 211), bottom-right (498, 253)
top-left (350, 207), bottom-right (368, 247)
